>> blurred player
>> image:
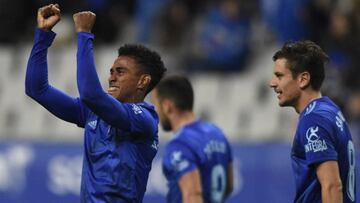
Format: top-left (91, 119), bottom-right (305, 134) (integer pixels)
top-left (25, 4), bottom-right (166, 202)
top-left (152, 76), bottom-right (234, 203)
top-left (270, 41), bottom-right (356, 203)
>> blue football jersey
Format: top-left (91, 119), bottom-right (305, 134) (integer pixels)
top-left (26, 29), bottom-right (160, 203)
top-left (292, 96), bottom-right (356, 203)
top-left (80, 102), bottom-right (159, 203)
top-left (162, 120), bottom-right (233, 203)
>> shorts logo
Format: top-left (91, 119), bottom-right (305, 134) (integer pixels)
top-left (304, 126), bottom-right (328, 153)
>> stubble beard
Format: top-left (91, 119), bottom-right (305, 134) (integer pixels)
top-left (161, 117), bottom-right (173, 132)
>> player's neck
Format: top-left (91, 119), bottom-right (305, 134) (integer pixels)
top-left (171, 111), bottom-right (196, 132)
top-left (295, 90), bottom-right (322, 114)
top-left (121, 94), bottom-right (144, 103)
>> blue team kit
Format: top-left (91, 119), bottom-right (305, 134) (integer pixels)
top-left (26, 29), bottom-right (356, 202)
top-left (26, 29), bottom-right (159, 202)
top-left (162, 120), bottom-right (232, 203)
top-left (292, 97), bottom-right (356, 203)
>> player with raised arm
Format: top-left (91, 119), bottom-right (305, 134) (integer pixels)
top-left (25, 4), bottom-right (166, 202)
top-left (270, 41), bottom-right (356, 203)
top-left (152, 76), bottom-right (234, 203)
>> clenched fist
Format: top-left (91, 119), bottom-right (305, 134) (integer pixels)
top-left (73, 11), bottom-right (96, 33)
top-left (37, 4), bottom-right (61, 32)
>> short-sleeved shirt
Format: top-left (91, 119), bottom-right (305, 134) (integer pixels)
top-left (292, 96), bottom-right (356, 203)
top-left (162, 120), bottom-right (233, 203)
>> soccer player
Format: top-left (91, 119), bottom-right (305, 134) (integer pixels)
top-left (152, 76), bottom-right (234, 203)
top-left (270, 41), bottom-right (356, 203)
top-left (25, 4), bottom-right (166, 202)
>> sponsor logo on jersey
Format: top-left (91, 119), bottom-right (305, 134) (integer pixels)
top-left (170, 151), bottom-right (189, 172)
top-left (131, 104), bottom-right (143, 114)
top-left (304, 126), bottom-right (328, 153)
top-left (151, 141), bottom-right (158, 150)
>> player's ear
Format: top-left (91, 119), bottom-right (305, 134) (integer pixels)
top-left (162, 99), bottom-right (174, 115)
top-left (298, 71), bottom-right (310, 89)
top-left (137, 74), bottom-right (151, 90)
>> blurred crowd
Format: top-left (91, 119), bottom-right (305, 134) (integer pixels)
top-left (0, 0), bottom-right (359, 143)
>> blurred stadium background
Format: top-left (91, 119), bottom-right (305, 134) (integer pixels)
top-left (0, 0), bottom-right (359, 202)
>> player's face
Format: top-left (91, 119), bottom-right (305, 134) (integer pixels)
top-left (108, 56), bottom-right (142, 102)
top-left (270, 58), bottom-right (301, 107)
top-left (152, 90), bottom-right (172, 131)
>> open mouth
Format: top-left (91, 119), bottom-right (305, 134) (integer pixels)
top-left (275, 90), bottom-right (282, 98)
top-left (108, 86), bottom-right (119, 93)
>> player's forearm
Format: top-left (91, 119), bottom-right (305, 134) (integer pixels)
top-left (321, 183), bottom-right (343, 203)
top-left (25, 29), bottom-right (84, 125)
top-left (182, 193), bottom-right (204, 203)
top-left (25, 28), bottom-right (55, 98)
top-left (76, 32), bottom-right (105, 100)
top-left (76, 32), bottom-right (130, 128)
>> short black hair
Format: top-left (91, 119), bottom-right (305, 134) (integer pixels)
top-left (273, 40), bottom-right (329, 90)
top-left (155, 75), bottom-right (194, 111)
top-left (118, 44), bottom-right (167, 94)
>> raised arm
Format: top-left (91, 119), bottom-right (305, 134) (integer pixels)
top-left (74, 12), bottom-right (134, 130)
top-left (25, 4), bottom-right (87, 127)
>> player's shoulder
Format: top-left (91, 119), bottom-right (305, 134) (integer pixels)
top-left (183, 120), bottom-right (225, 138)
top-left (299, 97), bottom-right (343, 131)
top-left (198, 120), bottom-right (228, 141)
top-left (127, 102), bottom-right (158, 122)
top-left (123, 102), bottom-right (159, 136)
top-left (302, 97), bottom-right (339, 119)
top-left (167, 121), bottom-right (208, 149)
top-left (168, 126), bottom-right (195, 148)
top-left (126, 102), bottom-right (156, 115)
top-left (174, 120), bottom-right (228, 147)
top-left (165, 135), bottom-right (193, 157)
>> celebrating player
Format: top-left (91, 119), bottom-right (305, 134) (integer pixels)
top-left (270, 40), bottom-right (356, 203)
top-left (25, 4), bottom-right (166, 202)
top-left (152, 76), bottom-right (234, 203)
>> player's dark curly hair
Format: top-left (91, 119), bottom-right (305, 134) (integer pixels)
top-left (155, 75), bottom-right (194, 111)
top-left (273, 40), bottom-right (329, 91)
top-left (118, 44), bottom-right (167, 95)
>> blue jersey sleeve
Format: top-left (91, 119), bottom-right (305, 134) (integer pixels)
top-left (123, 103), bottom-right (158, 135)
top-left (25, 28), bottom-right (88, 127)
top-left (76, 32), bottom-right (157, 134)
top-left (299, 114), bottom-right (338, 166)
top-left (163, 141), bottom-right (198, 181)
